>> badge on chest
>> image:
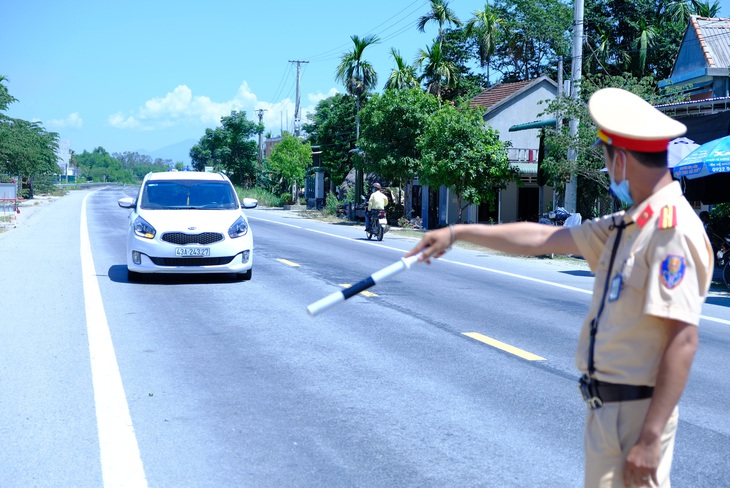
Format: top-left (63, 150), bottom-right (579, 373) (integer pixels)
top-left (608, 274), bottom-right (623, 301)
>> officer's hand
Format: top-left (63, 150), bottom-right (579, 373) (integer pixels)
top-left (404, 227), bottom-right (452, 263)
top-left (623, 440), bottom-right (660, 487)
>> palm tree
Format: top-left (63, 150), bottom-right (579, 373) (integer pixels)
top-left (384, 48), bottom-right (419, 90)
top-left (335, 34), bottom-right (380, 140)
top-left (667, 0), bottom-right (721, 21)
top-left (633, 18), bottom-right (658, 75)
top-left (416, 41), bottom-right (457, 100)
top-left (465, 2), bottom-right (502, 84)
top-left (417, 0), bottom-right (462, 46)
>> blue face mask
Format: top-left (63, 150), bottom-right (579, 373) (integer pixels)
top-left (609, 153), bottom-right (634, 206)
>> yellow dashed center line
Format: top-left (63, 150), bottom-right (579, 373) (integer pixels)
top-left (340, 284), bottom-right (378, 297)
top-left (462, 332), bottom-right (545, 361)
top-left (277, 259), bottom-right (301, 267)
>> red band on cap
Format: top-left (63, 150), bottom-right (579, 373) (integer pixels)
top-left (597, 129), bottom-right (670, 152)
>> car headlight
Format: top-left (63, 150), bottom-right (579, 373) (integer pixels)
top-left (133, 216), bottom-right (156, 239)
top-left (228, 216), bottom-right (249, 238)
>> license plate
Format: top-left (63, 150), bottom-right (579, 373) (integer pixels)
top-left (176, 247), bottom-right (210, 257)
top-left (379, 218), bottom-right (387, 225)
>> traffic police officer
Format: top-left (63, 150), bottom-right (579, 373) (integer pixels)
top-left (406, 87), bottom-right (713, 487)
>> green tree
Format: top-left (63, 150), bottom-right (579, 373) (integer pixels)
top-left (490, 0), bottom-right (571, 82)
top-left (0, 75), bottom-right (17, 112)
top-left (335, 34), bottom-right (380, 141)
top-left (538, 73), bottom-right (667, 218)
top-left (302, 93), bottom-right (357, 186)
top-left (465, 1), bottom-right (503, 83)
top-left (417, 0), bottom-right (463, 45)
top-left (359, 88), bottom-right (440, 185)
top-left (384, 48), bottom-right (419, 91)
top-left (418, 103), bottom-right (518, 222)
top-left (0, 76), bottom-right (60, 188)
top-left (438, 28), bottom-right (489, 102)
top-left (268, 132), bottom-right (312, 204)
top-left (75, 147), bottom-right (132, 183)
top-left (189, 111), bottom-right (261, 186)
top-left (416, 41), bottom-right (458, 100)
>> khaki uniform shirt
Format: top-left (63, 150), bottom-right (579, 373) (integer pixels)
top-left (569, 181), bottom-right (712, 386)
top-left (368, 191), bottom-right (388, 211)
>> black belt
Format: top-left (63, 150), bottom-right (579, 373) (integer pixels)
top-left (594, 381), bottom-right (654, 403)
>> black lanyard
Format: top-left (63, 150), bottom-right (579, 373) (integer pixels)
top-left (587, 219), bottom-right (631, 377)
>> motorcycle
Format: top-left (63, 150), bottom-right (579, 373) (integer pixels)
top-left (366, 209), bottom-right (390, 241)
top-left (538, 206), bottom-right (572, 226)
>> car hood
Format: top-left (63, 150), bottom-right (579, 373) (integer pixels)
top-left (139, 209), bottom-right (247, 233)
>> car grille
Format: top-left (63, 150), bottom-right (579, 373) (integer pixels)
top-left (162, 232), bottom-right (224, 245)
top-left (149, 256), bottom-right (235, 266)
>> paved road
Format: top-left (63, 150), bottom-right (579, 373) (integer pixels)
top-left (0, 188), bottom-right (728, 487)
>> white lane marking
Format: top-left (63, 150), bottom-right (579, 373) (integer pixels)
top-left (439, 257), bottom-right (591, 295)
top-left (250, 215), bottom-right (730, 325)
top-left (81, 193), bottom-right (148, 487)
top-left (248, 216), bottom-right (302, 229)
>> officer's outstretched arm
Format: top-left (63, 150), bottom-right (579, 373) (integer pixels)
top-left (406, 222), bottom-right (580, 263)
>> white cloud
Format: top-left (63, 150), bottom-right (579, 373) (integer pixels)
top-left (107, 82), bottom-right (342, 136)
top-left (46, 112), bottom-right (83, 129)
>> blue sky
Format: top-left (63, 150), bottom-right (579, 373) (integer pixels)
top-left (3, 0), bottom-right (730, 162)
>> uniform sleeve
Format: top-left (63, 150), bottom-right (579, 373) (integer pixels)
top-left (568, 216), bottom-right (612, 273)
top-left (643, 228), bottom-right (711, 326)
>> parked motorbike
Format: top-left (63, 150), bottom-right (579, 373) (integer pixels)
top-left (538, 206), bottom-right (572, 226)
top-left (366, 209), bottom-right (390, 241)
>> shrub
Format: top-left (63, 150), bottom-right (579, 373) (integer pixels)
top-left (323, 192), bottom-right (339, 216)
top-left (397, 215), bottom-right (423, 229)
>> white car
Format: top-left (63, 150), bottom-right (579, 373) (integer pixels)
top-left (118, 171), bottom-right (258, 281)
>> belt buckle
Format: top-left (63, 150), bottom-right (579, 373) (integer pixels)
top-left (579, 375), bottom-right (603, 410)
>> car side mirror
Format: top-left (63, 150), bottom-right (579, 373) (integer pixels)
top-left (241, 198), bottom-right (258, 209)
top-left (118, 197), bottom-right (136, 209)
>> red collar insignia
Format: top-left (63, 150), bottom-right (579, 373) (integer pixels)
top-left (636, 205), bottom-right (653, 228)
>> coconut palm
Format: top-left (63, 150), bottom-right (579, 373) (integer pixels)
top-left (465, 2), bottom-right (502, 84)
top-left (416, 41), bottom-right (457, 100)
top-left (335, 34), bottom-right (380, 139)
top-left (633, 18), bottom-right (658, 75)
top-left (666, 0), bottom-right (721, 21)
top-left (384, 48), bottom-right (419, 90)
top-left (417, 0), bottom-right (462, 46)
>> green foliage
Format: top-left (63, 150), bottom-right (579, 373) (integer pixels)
top-left (490, 0), bottom-right (572, 82)
top-left (538, 72), bottom-right (677, 218)
top-left (335, 34), bottom-right (380, 99)
top-left (323, 192), bottom-right (340, 216)
top-left (236, 186), bottom-right (287, 207)
top-left (113, 151), bottom-right (171, 180)
top-left (75, 147), bottom-right (135, 183)
top-left (302, 94), bottom-right (357, 185)
top-left (359, 88), bottom-right (440, 184)
top-left (268, 132), bottom-right (311, 187)
top-left (189, 110), bottom-right (261, 186)
top-left (418, 103), bottom-right (519, 222)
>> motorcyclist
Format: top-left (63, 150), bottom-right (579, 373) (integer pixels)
top-left (365, 183), bottom-right (388, 232)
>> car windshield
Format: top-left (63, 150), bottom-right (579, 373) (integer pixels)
top-left (140, 180), bottom-right (238, 210)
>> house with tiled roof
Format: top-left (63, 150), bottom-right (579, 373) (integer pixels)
top-left (659, 16), bottom-right (730, 101)
top-left (470, 76), bottom-right (558, 223)
top-left (409, 76), bottom-right (558, 227)
top-left (656, 16), bottom-right (730, 204)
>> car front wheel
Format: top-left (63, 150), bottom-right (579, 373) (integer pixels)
top-left (236, 269), bottom-right (252, 281)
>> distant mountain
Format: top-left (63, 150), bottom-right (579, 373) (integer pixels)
top-left (144, 139), bottom-right (196, 167)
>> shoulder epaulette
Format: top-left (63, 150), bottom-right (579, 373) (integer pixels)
top-left (658, 205), bottom-right (677, 230)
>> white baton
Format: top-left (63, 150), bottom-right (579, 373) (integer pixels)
top-left (307, 253), bottom-right (423, 316)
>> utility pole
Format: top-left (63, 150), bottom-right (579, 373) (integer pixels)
top-left (564, 0), bottom-right (584, 214)
top-left (289, 60), bottom-right (309, 137)
top-left (255, 108), bottom-right (267, 168)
